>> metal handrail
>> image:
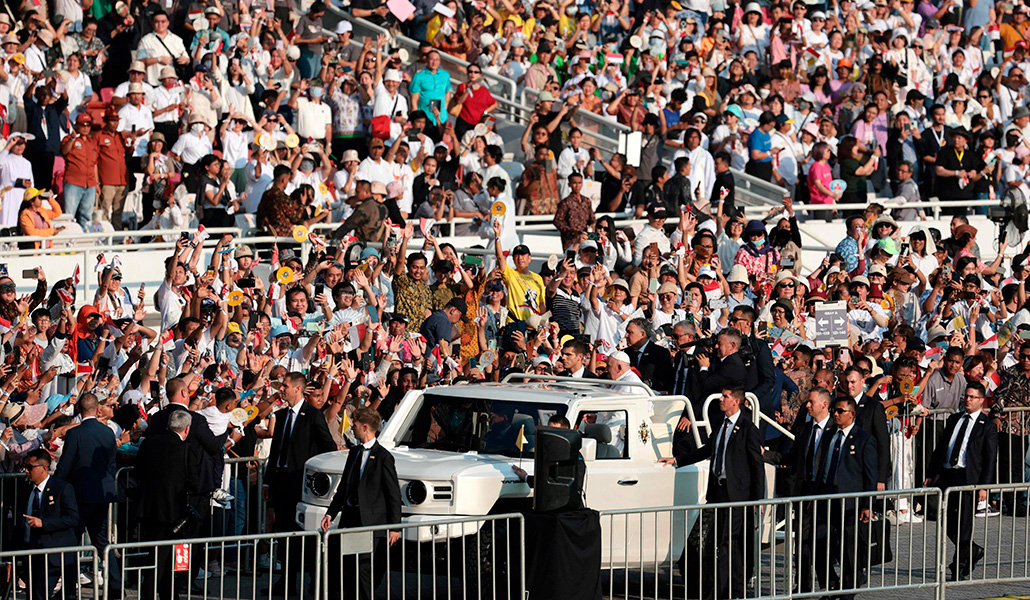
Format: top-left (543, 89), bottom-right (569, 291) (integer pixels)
top-left (500, 372), bottom-right (657, 396)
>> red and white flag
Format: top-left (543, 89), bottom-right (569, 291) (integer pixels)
top-left (979, 333), bottom-right (998, 349)
top-left (72, 264), bottom-right (80, 285)
top-left (160, 330), bottom-right (175, 352)
top-left (196, 225), bottom-right (209, 245)
top-left (0, 316), bottom-right (12, 334)
top-left (286, 318), bottom-right (298, 336)
top-left (94, 254), bottom-right (108, 273)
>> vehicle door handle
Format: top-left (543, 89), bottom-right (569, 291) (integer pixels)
top-left (617, 479), bottom-right (638, 486)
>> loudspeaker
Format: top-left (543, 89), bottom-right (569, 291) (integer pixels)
top-left (533, 427), bottom-right (586, 513)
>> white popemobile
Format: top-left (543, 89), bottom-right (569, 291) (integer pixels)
top-left (296, 375), bottom-right (778, 569)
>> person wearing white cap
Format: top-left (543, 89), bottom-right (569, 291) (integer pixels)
top-left (373, 68), bottom-right (409, 124)
top-left (151, 66), bottom-right (185, 149)
top-left (112, 60), bottom-right (157, 108)
top-left (117, 82), bottom-right (155, 157)
top-left (607, 350), bottom-right (644, 394)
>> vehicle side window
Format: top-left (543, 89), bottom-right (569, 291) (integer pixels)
top-left (575, 411), bottom-right (628, 459)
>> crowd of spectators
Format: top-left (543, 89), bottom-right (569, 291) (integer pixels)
top-left (3, 0), bottom-right (1030, 595)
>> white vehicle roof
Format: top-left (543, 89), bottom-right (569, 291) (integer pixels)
top-left (422, 379), bottom-right (650, 406)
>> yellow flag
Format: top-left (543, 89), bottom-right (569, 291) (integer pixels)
top-left (516, 425), bottom-right (527, 452)
top-left (339, 410), bottom-right (350, 436)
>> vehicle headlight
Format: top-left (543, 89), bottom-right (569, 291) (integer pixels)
top-left (405, 480), bottom-right (428, 505)
top-left (306, 472), bottom-right (332, 497)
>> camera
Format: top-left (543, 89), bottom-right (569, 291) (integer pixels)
top-left (988, 206), bottom-right (1009, 223)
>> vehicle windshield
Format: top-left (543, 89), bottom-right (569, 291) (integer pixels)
top-left (396, 393), bottom-right (566, 458)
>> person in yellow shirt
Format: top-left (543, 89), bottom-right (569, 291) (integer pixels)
top-left (492, 220), bottom-right (546, 322)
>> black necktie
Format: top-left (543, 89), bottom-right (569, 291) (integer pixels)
top-left (806, 424), bottom-right (820, 481)
top-left (25, 488), bottom-right (39, 543)
top-left (949, 415), bottom-right (969, 468)
top-left (824, 431), bottom-right (844, 485)
top-left (278, 409), bottom-right (295, 469)
top-left (713, 422), bottom-right (729, 480)
top-left (346, 446), bottom-right (364, 506)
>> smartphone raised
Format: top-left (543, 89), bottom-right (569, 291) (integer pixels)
top-left (22, 268), bottom-right (37, 279)
top-left (238, 277), bottom-right (256, 289)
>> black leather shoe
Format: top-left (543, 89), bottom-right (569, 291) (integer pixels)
top-left (969, 545), bottom-right (985, 574)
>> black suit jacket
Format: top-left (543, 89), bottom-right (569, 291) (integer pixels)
top-left (685, 352), bottom-right (748, 410)
top-left (53, 418), bottom-right (117, 505)
top-left (677, 411), bottom-right (765, 503)
top-left (627, 341), bottom-right (674, 392)
top-left (850, 394), bottom-right (891, 485)
top-left (766, 417), bottom-right (838, 496)
top-left (145, 403), bottom-right (226, 493)
top-left (927, 411), bottom-right (999, 487)
top-left (748, 335), bottom-right (776, 408)
top-left (134, 432), bottom-right (198, 526)
top-left (18, 477), bottom-right (79, 553)
top-left (264, 401), bottom-right (337, 506)
top-left (821, 426), bottom-right (878, 501)
top-left (326, 440), bottom-right (402, 529)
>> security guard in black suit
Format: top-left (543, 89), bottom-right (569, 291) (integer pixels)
top-left (662, 385), bottom-right (765, 600)
top-left (18, 450), bottom-right (79, 600)
top-left (765, 387), bottom-right (838, 593)
top-left (322, 407), bottom-right (402, 600)
top-left (821, 397), bottom-right (878, 600)
top-left (264, 372), bottom-right (338, 594)
top-left (925, 382), bottom-right (998, 581)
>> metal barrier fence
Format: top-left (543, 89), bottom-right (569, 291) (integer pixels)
top-left (0, 545), bottom-right (99, 600)
top-left (103, 529), bottom-right (322, 600)
top-left (7, 485), bottom-right (1030, 600)
top-left (601, 488), bottom-right (943, 600)
top-left (112, 457), bottom-right (268, 548)
top-left (941, 482), bottom-right (1030, 594)
top-left (321, 513), bottom-right (525, 600)
top-left (95, 513), bottom-right (524, 600)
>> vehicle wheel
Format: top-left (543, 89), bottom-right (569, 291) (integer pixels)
top-left (460, 522), bottom-right (519, 600)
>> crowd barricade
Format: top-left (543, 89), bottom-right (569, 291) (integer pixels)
top-left (600, 488), bottom-right (943, 600)
top-left (0, 545), bottom-right (99, 600)
top-left (102, 530), bottom-right (323, 600)
top-left (112, 457), bottom-right (268, 546)
top-left (321, 512), bottom-right (524, 600)
top-left (940, 482), bottom-right (1030, 593)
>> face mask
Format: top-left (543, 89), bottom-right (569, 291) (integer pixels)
top-left (566, 5), bottom-right (577, 15)
top-left (300, 160), bottom-right (315, 171)
top-left (192, 123), bottom-right (205, 134)
top-left (753, 237), bottom-right (766, 248)
top-left (759, 88), bottom-right (771, 100)
top-left (311, 87), bottom-right (324, 99)
top-left (675, 71), bottom-right (688, 81)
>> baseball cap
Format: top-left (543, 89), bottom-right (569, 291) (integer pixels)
top-left (74, 113), bottom-right (92, 125)
top-left (445, 297), bottom-right (470, 321)
top-left (226, 322), bottom-right (243, 336)
top-left (579, 240), bottom-right (598, 251)
top-left (648, 204), bottom-right (669, 219)
top-left (512, 244), bottom-right (531, 256)
top-left (335, 20), bottom-right (352, 34)
top-left (234, 245), bottom-right (254, 259)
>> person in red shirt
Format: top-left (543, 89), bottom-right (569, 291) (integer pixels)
top-left (450, 64), bottom-right (497, 139)
top-left (59, 113), bottom-right (99, 228)
top-left (93, 107), bottom-right (132, 230)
